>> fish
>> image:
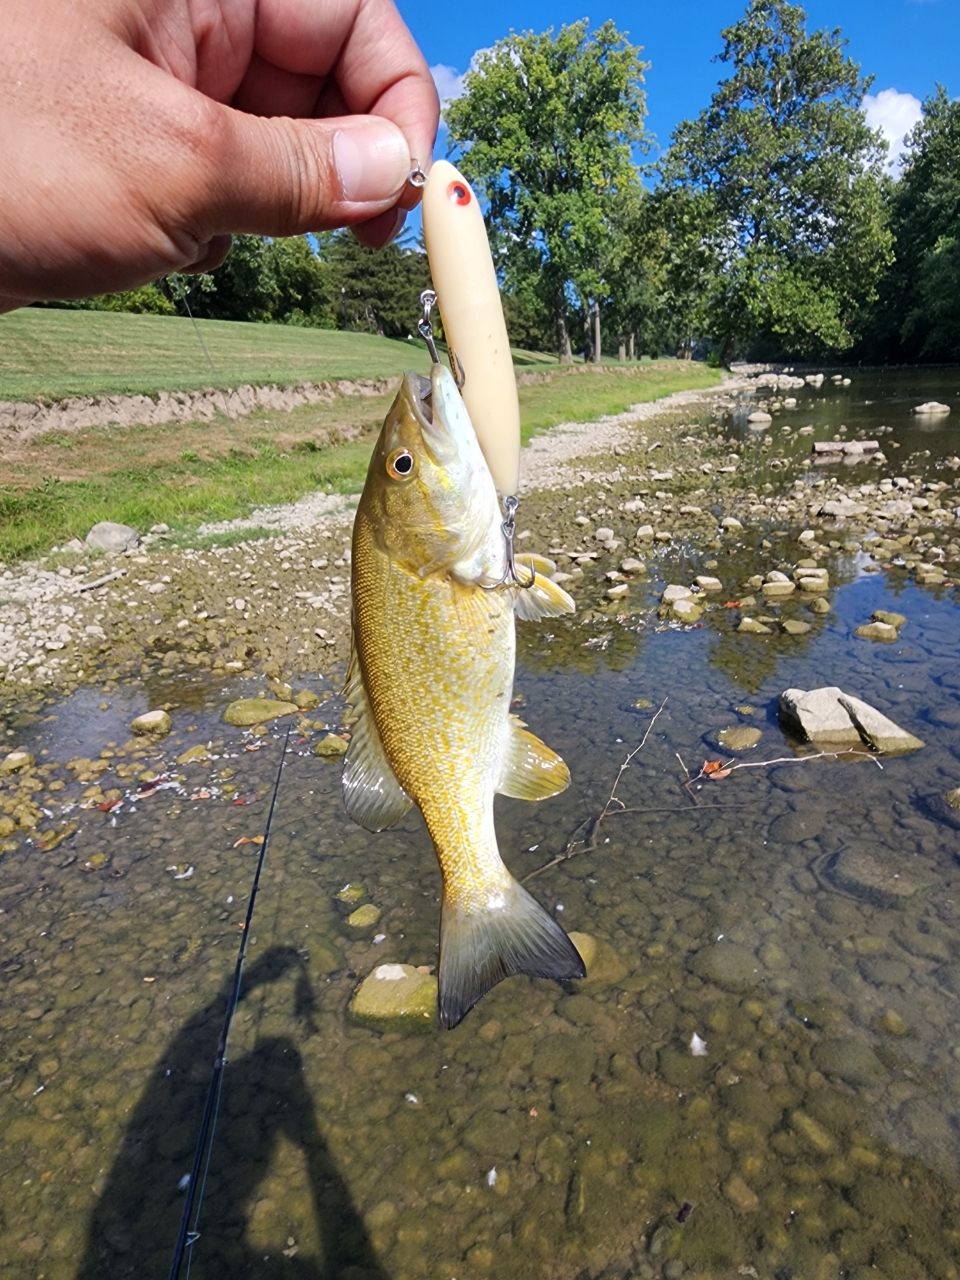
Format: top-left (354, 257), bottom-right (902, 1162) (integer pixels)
top-left (343, 363), bottom-right (585, 1028)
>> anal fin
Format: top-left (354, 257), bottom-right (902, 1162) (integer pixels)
top-left (439, 876), bottom-right (585, 1028)
top-left (498, 716), bottom-right (570, 801)
top-left (514, 561), bottom-right (576, 622)
top-left (342, 640), bottom-right (413, 832)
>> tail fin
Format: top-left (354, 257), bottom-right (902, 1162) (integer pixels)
top-left (439, 877), bottom-right (585, 1029)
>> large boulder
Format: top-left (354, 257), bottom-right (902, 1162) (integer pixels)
top-left (85, 521), bottom-right (139, 553)
top-left (913, 401), bottom-right (950, 415)
top-left (779, 687), bottom-right (923, 753)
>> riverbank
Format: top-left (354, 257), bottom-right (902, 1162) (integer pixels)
top-left (0, 369), bottom-right (955, 703)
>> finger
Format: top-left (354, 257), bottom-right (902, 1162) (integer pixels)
top-left (352, 207), bottom-right (406, 250)
top-left (179, 236), bottom-right (233, 274)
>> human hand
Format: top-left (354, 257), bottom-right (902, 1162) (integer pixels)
top-left (0, 0), bottom-right (438, 311)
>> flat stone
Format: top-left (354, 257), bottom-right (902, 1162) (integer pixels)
top-left (721, 517), bottom-right (743, 530)
top-left (620, 558), bottom-right (646, 573)
top-left (347, 903), bottom-right (382, 929)
top-left (913, 401), bottom-right (950, 415)
top-left (837, 693), bottom-right (924, 753)
top-left (130, 709), bottom-right (171, 736)
top-left (671, 599), bottom-right (702, 622)
top-left (606, 583), bottom-right (630, 600)
top-left (222, 698), bottom-right (300, 727)
top-left (85, 521), bottom-right (139, 553)
top-left (662, 583), bottom-right (694, 603)
top-left (692, 943), bottom-right (759, 993)
top-left (797, 577), bottom-right (829, 594)
top-left (717, 726), bottom-right (762, 751)
top-left (781, 619), bottom-right (812, 634)
top-left (176, 744), bottom-right (210, 765)
top-left (594, 527), bottom-right (615, 542)
top-left (813, 1039), bottom-right (887, 1086)
top-left (349, 963), bottom-right (437, 1029)
top-left (314, 733), bottom-right (349, 758)
top-left (828, 848), bottom-right (936, 909)
top-left (738, 618), bottom-right (772, 634)
top-left (854, 622), bottom-right (898, 643)
top-left (725, 1175), bottom-right (760, 1213)
top-left (695, 576), bottom-right (723, 591)
top-left (747, 412), bottom-right (772, 424)
top-left (567, 932), bottom-right (627, 988)
top-left (762, 580), bottom-right (795, 598)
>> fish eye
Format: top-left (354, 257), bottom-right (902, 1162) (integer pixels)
top-left (386, 447), bottom-right (416, 480)
top-left (447, 181), bottom-right (471, 207)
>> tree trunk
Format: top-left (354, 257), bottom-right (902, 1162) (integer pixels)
top-left (718, 332), bottom-right (735, 369)
top-left (628, 332), bottom-right (635, 361)
top-left (581, 305), bottom-right (593, 363)
top-left (556, 290), bottom-right (572, 363)
top-left (593, 300), bottom-right (602, 364)
top-left (618, 340), bottom-right (626, 362)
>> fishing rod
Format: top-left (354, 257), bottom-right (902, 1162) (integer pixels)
top-left (168, 724), bottom-right (291, 1280)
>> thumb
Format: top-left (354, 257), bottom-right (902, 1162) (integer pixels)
top-left (194, 108), bottom-right (413, 238)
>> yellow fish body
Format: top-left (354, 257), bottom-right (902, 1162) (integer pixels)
top-left (344, 364), bottom-right (584, 1028)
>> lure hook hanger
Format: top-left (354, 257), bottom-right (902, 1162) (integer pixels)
top-left (417, 290), bottom-right (465, 387)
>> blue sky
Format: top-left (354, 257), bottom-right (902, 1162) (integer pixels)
top-left (396, 0), bottom-right (958, 169)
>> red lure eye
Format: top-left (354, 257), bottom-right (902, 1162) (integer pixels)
top-left (446, 181), bottom-right (471, 207)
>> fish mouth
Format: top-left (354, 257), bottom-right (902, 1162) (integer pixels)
top-left (401, 366), bottom-right (471, 467)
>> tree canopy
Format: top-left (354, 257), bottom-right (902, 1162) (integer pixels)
top-left (661, 0), bottom-right (891, 361)
top-left (445, 20), bottom-right (648, 361)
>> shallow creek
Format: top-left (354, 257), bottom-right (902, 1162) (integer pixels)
top-left (1, 371), bottom-right (960, 1280)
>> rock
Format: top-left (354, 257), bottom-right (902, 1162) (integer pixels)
top-left (695, 575), bottom-right (722, 591)
top-left (594, 527), bottom-right (615, 542)
top-left (567, 932), bottom-right (627, 988)
top-left (717, 726), bottom-right (762, 751)
top-left (946, 788), bottom-right (960, 812)
top-left (813, 1039), bottom-right (887, 1086)
top-left (1, 750), bottom-right (35, 773)
top-left (777, 687), bottom-right (866, 746)
top-left (781, 619), bottom-right (811, 635)
top-left (747, 411), bottom-right (772, 424)
top-left (620, 558), bottom-right (645, 574)
top-left (790, 1110), bottom-right (836, 1155)
top-left (913, 401), bottom-right (950, 415)
top-left (670, 599), bottom-right (702, 623)
top-left (738, 618), bottom-right (772, 634)
top-left (314, 733), bottom-right (349, 758)
top-left (635, 524), bottom-right (654, 540)
top-left (819, 498), bottom-right (867, 518)
top-left (721, 516), bottom-right (743, 530)
top-left (85, 521), bottom-right (139, 553)
top-left (176, 744), bottom-right (210, 765)
top-left (762, 580), bottom-right (795, 598)
top-left (810, 596), bottom-right (831, 614)
top-left (349, 964), bottom-right (437, 1029)
top-left (335, 883), bottom-right (365, 904)
top-left (346, 903), bottom-right (381, 929)
top-left (606, 583), bottom-right (630, 600)
top-left (130, 709), bottom-right (172, 736)
top-left (567, 932), bottom-right (597, 972)
top-left (836, 693), bottom-right (924, 753)
top-left (725, 1175), bottom-right (760, 1213)
top-left (659, 1045), bottom-right (707, 1090)
top-left (828, 847), bottom-right (936, 909)
top-left (797, 577), bottom-right (829, 595)
top-left (854, 622), bottom-right (898, 643)
top-left (692, 943), bottom-right (759, 993)
top-left (872, 610), bottom-right (906, 629)
top-left (222, 697), bottom-right (300, 727)
top-left (294, 688), bottom-right (321, 709)
top-left (662, 584), bottom-right (693, 603)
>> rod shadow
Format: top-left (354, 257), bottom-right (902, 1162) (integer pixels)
top-left (76, 945), bottom-right (387, 1280)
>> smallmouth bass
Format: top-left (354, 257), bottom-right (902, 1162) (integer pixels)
top-left (343, 364), bottom-right (585, 1028)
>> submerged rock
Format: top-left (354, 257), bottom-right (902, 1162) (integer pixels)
top-left (828, 847), bottom-right (936, 909)
top-left (349, 963), bottom-right (437, 1029)
top-left (717, 726), bottom-right (762, 751)
top-left (567, 931), bottom-right (627, 987)
top-left (872, 610), bottom-right (906, 629)
top-left (222, 697), bottom-right (300, 726)
top-left (130, 709), bottom-right (172, 736)
top-left (1, 750), bottom-right (35, 773)
top-left (346, 903), bottom-right (381, 930)
top-left (738, 617), bottom-right (772, 635)
top-left (854, 621), bottom-right (898, 643)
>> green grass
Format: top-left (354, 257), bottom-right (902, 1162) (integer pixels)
top-left (0, 309), bottom-right (433, 400)
top-left (0, 441), bottom-right (374, 562)
top-left (518, 362), bottom-right (722, 442)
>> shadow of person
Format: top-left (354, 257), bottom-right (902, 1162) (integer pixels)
top-left (77, 945), bottom-right (386, 1280)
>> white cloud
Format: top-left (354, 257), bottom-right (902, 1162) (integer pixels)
top-left (430, 64), bottom-right (466, 128)
top-left (864, 88), bottom-right (924, 175)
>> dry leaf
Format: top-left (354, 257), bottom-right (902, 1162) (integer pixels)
top-left (233, 835), bottom-right (264, 848)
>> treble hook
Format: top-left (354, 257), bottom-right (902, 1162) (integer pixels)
top-left (479, 495), bottom-right (536, 591)
top-left (417, 289), bottom-right (441, 366)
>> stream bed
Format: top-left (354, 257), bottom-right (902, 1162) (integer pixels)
top-left (1, 369), bottom-right (959, 1280)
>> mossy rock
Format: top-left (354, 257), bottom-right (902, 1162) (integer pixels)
top-left (314, 733), bottom-right (349, 758)
top-left (349, 964), bottom-right (437, 1030)
top-left (222, 698), bottom-right (299, 727)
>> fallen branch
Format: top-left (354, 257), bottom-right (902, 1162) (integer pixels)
top-left (690, 747), bottom-right (883, 784)
top-left (76, 569), bottom-right (126, 593)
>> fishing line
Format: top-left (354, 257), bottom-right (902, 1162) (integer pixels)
top-left (166, 273), bottom-right (219, 380)
top-left (168, 724), bottom-right (291, 1280)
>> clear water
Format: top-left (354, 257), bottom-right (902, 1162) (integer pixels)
top-left (1, 371), bottom-right (959, 1280)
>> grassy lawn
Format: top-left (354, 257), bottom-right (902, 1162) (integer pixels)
top-left (0, 308), bottom-right (576, 401)
top-left (0, 330), bottom-right (721, 562)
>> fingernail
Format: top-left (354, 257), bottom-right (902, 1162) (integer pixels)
top-left (334, 121), bottom-right (410, 205)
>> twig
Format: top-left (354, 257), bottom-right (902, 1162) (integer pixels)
top-left (690, 748), bottom-right (883, 784)
top-left (76, 569), bottom-right (126, 593)
top-left (523, 698), bottom-right (668, 882)
top-left (674, 750), bottom-right (699, 806)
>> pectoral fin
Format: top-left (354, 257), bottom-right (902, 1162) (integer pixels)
top-left (513, 560), bottom-right (576, 622)
top-left (342, 643), bottom-right (413, 832)
top-left (498, 715), bottom-right (570, 801)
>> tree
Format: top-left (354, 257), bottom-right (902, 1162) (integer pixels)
top-left (318, 231), bottom-right (431, 339)
top-left (863, 86), bottom-right (960, 362)
top-left (444, 20), bottom-right (649, 362)
top-left (661, 0), bottom-right (891, 362)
